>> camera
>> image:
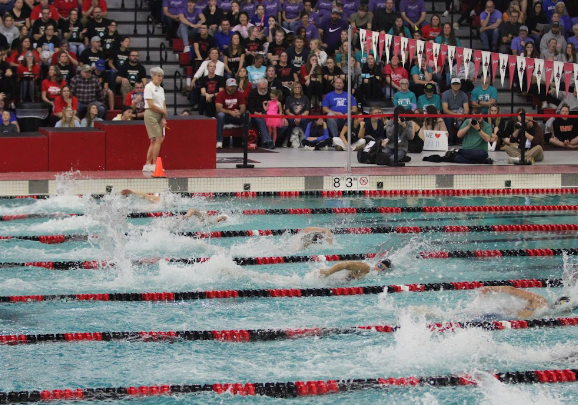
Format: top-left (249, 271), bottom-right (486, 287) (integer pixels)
top-left (399, 117), bottom-right (406, 122)
top-left (471, 119), bottom-right (478, 126)
top-left (515, 122), bottom-right (522, 129)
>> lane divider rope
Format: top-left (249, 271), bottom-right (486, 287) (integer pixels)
top-left (2, 316), bottom-right (577, 346)
top-left (4, 223), bottom-right (578, 244)
top-left (1, 369), bottom-right (576, 402)
top-left (420, 248), bottom-right (578, 259)
top-left (0, 278), bottom-right (562, 304)
top-left (3, 203), bottom-right (578, 222)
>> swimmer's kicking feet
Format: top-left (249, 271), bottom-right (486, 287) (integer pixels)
top-left (120, 189), bottom-right (228, 223)
top-left (479, 286), bottom-right (576, 318)
top-left (320, 258), bottom-right (392, 280)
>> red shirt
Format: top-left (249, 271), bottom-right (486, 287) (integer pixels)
top-left (17, 64), bottom-right (41, 78)
top-left (41, 78), bottom-right (67, 100)
top-left (421, 25), bottom-right (441, 41)
top-left (215, 90), bottom-right (246, 111)
top-left (53, 95), bottom-right (78, 115)
top-left (8, 50), bottom-right (40, 65)
top-left (30, 5), bottom-right (60, 21)
top-left (81, 0), bottom-right (108, 14)
top-left (383, 65), bottom-right (408, 87)
top-left (125, 90), bottom-right (145, 112)
top-left (53, 0), bottom-right (78, 18)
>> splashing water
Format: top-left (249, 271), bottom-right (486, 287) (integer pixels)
top-left (475, 371), bottom-right (564, 405)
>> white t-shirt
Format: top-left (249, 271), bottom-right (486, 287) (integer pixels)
top-left (144, 81), bottom-right (165, 110)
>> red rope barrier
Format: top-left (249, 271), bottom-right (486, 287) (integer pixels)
top-left (249, 113), bottom-right (572, 119)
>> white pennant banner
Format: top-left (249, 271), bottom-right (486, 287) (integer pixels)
top-left (447, 45), bottom-right (455, 70)
top-left (575, 64), bottom-right (578, 96)
top-left (359, 29), bottom-right (366, 58)
top-left (372, 34), bottom-right (379, 61)
top-left (553, 61), bottom-right (564, 97)
top-left (534, 58), bottom-right (544, 93)
top-left (384, 34), bottom-right (392, 64)
top-left (432, 42), bottom-right (440, 73)
top-left (400, 37), bottom-right (408, 66)
top-left (416, 40), bottom-right (424, 73)
top-left (516, 56), bottom-right (526, 92)
top-left (499, 53), bottom-right (509, 87)
top-left (463, 48), bottom-right (472, 80)
top-left (482, 51), bottom-right (491, 83)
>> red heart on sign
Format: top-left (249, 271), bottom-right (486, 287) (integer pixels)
top-left (435, 133), bottom-right (441, 138)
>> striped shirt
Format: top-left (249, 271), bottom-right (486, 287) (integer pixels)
top-left (69, 74), bottom-right (105, 104)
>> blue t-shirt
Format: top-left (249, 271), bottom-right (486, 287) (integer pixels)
top-left (393, 90), bottom-right (417, 109)
top-left (417, 93), bottom-right (441, 111)
top-left (247, 65), bottom-right (266, 84)
top-left (470, 85), bottom-right (498, 113)
top-left (215, 30), bottom-right (233, 52)
top-left (399, 0), bottom-right (425, 23)
top-left (479, 9), bottom-right (502, 26)
top-left (319, 18), bottom-right (348, 48)
top-left (542, 0), bottom-right (559, 22)
top-left (321, 91), bottom-right (357, 114)
top-left (435, 35), bottom-right (462, 47)
top-left (388, 26), bottom-right (412, 38)
top-left (410, 65), bottom-right (432, 83)
top-left (284, 1), bottom-right (303, 20)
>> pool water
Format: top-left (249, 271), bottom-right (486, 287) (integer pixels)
top-left (1, 190), bottom-right (578, 404)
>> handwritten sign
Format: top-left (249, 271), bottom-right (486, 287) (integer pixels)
top-left (423, 130), bottom-right (449, 151)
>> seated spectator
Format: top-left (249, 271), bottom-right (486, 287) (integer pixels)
top-left (300, 53), bottom-right (323, 107)
top-left (51, 40), bottom-right (78, 68)
top-left (10, 26), bottom-right (28, 50)
top-left (101, 20), bottom-right (121, 55)
top-left (419, 104), bottom-right (447, 140)
top-left (179, 0), bottom-right (205, 53)
top-left (249, 4), bottom-right (266, 30)
top-left (380, 106), bottom-right (414, 162)
top-left (116, 50), bottom-right (147, 99)
top-left (240, 0), bottom-right (255, 16)
top-left (301, 118), bottom-right (331, 150)
top-left (308, 39), bottom-right (327, 67)
top-left (526, 1), bottom-right (547, 44)
top-left (341, 55), bottom-right (361, 98)
top-left (70, 64), bottom-right (106, 118)
top-left (0, 110), bottom-right (18, 133)
top-left (322, 56), bottom-right (344, 95)
top-left (471, 77), bottom-right (498, 114)
top-left (511, 25), bottom-right (533, 55)
top-left (502, 0), bottom-right (524, 24)
top-left (435, 22), bottom-right (462, 47)
top-left (388, 16), bottom-right (412, 37)
top-left (450, 58), bottom-right (476, 94)
top-left (319, 8), bottom-right (348, 55)
top-left (422, 14), bottom-right (441, 41)
top-left (321, 76), bottom-right (357, 138)
top-left (286, 35), bottom-right (309, 70)
top-left (53, 51), bottom-right (76, 84)
top-left (54, 0), bottom-right (78, 20)
top-left (485, 104), bottom-right (506, 151)
top-left (479, 1), bottom-right (502, 52)
top-left (192, 24), bottom-right (216, 62)
top-left (224, 1), bottom-right (240, 26)
top-left (0, 50), bottom-right (16, 103)
top-left (0, 15), bottom-right (20, 47)
top-left (215, 77), bottom-right (245, 148)
top-left (224, 32), bottom-right (244, 77)
top-left (264, 65), bottom-right (282, 93)
top-left (350, 4), bottom-right (371, 31)
top-left (247, 78), bottom-right (276, 148)
top-left (41, 65), bottom-right (66, 106)
top-left (393, 79), bottom-right (417, 110)
top-left (410, 57), bottom-right (434, 98)
top-left (17, 50), bottom-right (40, 102)
top-left (284, 81), bottom-right (310, 142)
top-left (85, 7), bottom-right (110, 44)
top-left (36, 23), bottom-right (59, 63)
top-left (125, 80), bottom-right (145, 119)
top-left (203, 0), bottom-right (224, 33)
top-left (568, 24), bottom-right (578, 49)
top-left (364, 107), bottom-right (386, 141)
top-left (235, 66), bottom-right (252, 98)
top-left (562, 43), bottom-right (577, 63)
top-left (31, 0), bottom-right (60, 22)
top-left (540, 38), bottom-right (563, 61)
top-left (112, 105), bottom-right (134, 121)
top-left (246, 53), bottom-right (266, 85)
top-left (215, 19), bottom-right (233, 53)
top-left (198, 60), bottom-right (225, 116)
top-left (315, 0), bottom-right (333, 22)
top-left (301, 0), bottom-right (318, 26)
top-left (52, 84), bottom-right (78, 123)
top-left (334, 116), bottom-right (366, 151)
top-left (553, 2), bottom-right (572, 37)
top-left (232, 12), bottom-right (252, 38)
top-left (107, 36), bottom-right (130, 90)
top-left (275, 51), bottom-right (297, 97)
top-left (243, 26), bottom-right (264, 66)
top-left (539, 21), bottom-right (565, 55)
top-left (334, 40), bottom-right (348, 68)
top-left (500, 10), bottom-right (521, 53)
top-left (399, 0), bottom-right (426, 31)
top-left (262, 0), bottom-right (281, 24)
top-left (442, 77), bottom-right (470, 145)
top-left (371, 0), bottom-right (396, 34)
top-left (162, 0), bottom-right (185, 39)
top-left (80, 36), bottom-right (105, 68)
top-left (383, 54), bottom-right (408, 99)
top-left (418, 83), bottom-right (441, 111)
top-left (0, 95), bottom-right (18, 130)
top-left (266, 30), bottom-right (288, 66)
top-left (503, 113), bottom-right (544, 163)
top-left (359, 54), bottom-right (382, 102)
top-left (80, 101), bottom-right (103, 126)
top-left (7, 37), bottom-right (38, 68)
top-left (10, 0), bottom-right (31, 30)
top-left (61, 9), bottom-right (86, 56)
top-left (31, 8), bottom-right (58, 42)
top-left (454, 109), bottom-right (495, 164)
top-left (93, 59), bottom-right (114, 110)
top-left (298, 12), bottom-right (319, 42)
top-left (549, 105), bottom-right (578, 149)
top-left (82, 0), bottom-right (108, 24)
top-left (282, 0), bottom-right (302, 31)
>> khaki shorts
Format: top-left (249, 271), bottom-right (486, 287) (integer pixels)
top-left (144, 109), bottom-right (163, 139)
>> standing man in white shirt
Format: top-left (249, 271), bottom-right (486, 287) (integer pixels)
top-left (143, 67), bottom-right (167, 172)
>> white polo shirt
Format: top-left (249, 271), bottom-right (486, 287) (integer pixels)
top-left (144, 81), bottom-right (165, 109)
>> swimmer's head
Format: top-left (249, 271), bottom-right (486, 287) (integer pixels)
top-left (374, 258), bottom-right (392, 271)
top-left (552, 296), bottom-right (578, 313)
top-left (213, 214), bottom-right (229, 223)
top-left (301, 232), bottom-right (325, 248)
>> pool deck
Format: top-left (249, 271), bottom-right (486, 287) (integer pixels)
top-left (1, 149), bottom-right (578, 195)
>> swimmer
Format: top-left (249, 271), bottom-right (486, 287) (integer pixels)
top-left (120, 189), bottom-right (228, 223)
top-left (299, 227), bottom-right (333, 248)
top-left (479, 286), bottom-right (577, 318)
top-left (319, 258), bottom-right (392, 280)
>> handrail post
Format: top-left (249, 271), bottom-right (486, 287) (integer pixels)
top-left (146, 14), bottom-right (155, 62)
top-left (159, 43), bottom-right (167, 69)
top-left (173, 71), bottom-right (182, 115)
top-left (236, 113), bottom-right (255, 168)
top-left (133, 0), bottom-right (138, 34)
top-left (388, 110), bottom-right (405, 167)
top-left (514, 110), bottom-right (531, 165)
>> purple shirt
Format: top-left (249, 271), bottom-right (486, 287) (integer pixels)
top-left (511, 36), bottom-right (533, 54)
top-left (299, 22), bottom-right (320, 40)
top-left (284, 1), bottom-right (303, 20)
top-left (319, 17), bottom-right (348, 48)
top-left (196, 0), bottom-right (208, 8)
top-left (163, 0), bottom-right (185, 15)
top-left (479, 9), bottom-right (502, 26)
top-left (182, 7), bottom-right (203, 24)
top-left (316, 0), bottom-right (333, 21)
top-left (568, 36), bottom-right (578, 49)
top-left (341, 0), bottom-right (359, 20)
top-left (399, 0), bottom-right (425, 23)
top-left (240, 1), bottom-right (255, 14)
top-left (305, 10), bottom-right (320, 25)
top-left (218, 0), bottom-right (232, 12)
top-left (262, 0), bottom-right (281, 17)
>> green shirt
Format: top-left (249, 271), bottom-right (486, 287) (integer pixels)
top-left (470, 85), bottom-right (498, 114)
top-left (460, 119), bottom-right (492, 151)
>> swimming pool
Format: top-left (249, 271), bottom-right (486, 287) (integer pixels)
top-left (1, 189), bottom-right (578, 404)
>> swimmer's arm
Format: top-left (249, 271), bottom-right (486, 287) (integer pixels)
top-left (183, 208), bottom-right (208, 220)
top-left (320, 261), bottom-right (370, 277)
top-left (480, 286), bottom-right (550, 311)
top-left (120, 189), bottom-right (160, 203)
top-left (302, 227), bottom-right (334, 244)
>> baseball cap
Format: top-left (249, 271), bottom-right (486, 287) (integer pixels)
top-left (91, 36), bottom-right (101, 42)
top-left (552, 22), bottom-right (560, 27)
top-left (451, 77), bottom-right (461, 84)
top-left (519, 25), bottom-right (528, 31)
top-left (331, 7), bottom-right (341, 13)
top-left (81, 64), bottom-right (92, 72)
top-left (95, 59), bottom-right (106, 71)
top-left (425, 83), bottom-right (434, 92)
top-left (226, 78), bottom-right (237, 86)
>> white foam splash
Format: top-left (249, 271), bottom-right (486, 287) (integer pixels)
top-left (475, 371), bottom-right (564, 405)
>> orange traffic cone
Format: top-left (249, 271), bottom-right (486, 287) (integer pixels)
top-left (151, 157), bottom-right (166, 178)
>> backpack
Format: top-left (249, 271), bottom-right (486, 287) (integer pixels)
top-left (356, 136), bottom-right (380, 164)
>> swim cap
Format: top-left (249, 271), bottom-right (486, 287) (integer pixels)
top-left (555, 296), bottom-right (571, 306)
top-left (377, 258), bottom-right (392, 270)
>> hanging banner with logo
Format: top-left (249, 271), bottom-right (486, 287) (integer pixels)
top-left (463, 48), bottom-right (472, 80)
top-left (525, 57), bottom-right (535, 92)
top-left (491, 52), bottom-right (500, 84)
top-left (564, 63), bottom-right (574, 95)
top-left (384, 34), bottom-right (392, 64)
top-left (516, 56), bottom-right (526, 91)
top-left (416, 40), bottom-right (425, 71)
top-left (473, 50), bottom-right (482, 80)
top-left (372, 32), bottom-right (379, 60)
top-left (393, 35), bottom-right (401, 58)
top-left (425, 41), bottom-right (433, 68)
top-left (439, 44), bottom-right (448, 73)
top-left (432, 42), bottom-right (441, 73)
top-left (455, 47), bottom-right (464, 77)
top-left (553, 61), bottom-right (564, 97)
top-left (534, 58), bottom-right (544, 93)
top-left (400, 36), bottom-right (408, 65)
top-left (365, 30), bottom-right (372, 58)
top-left (408, 38), bottom-right (416, 65)
top-left (544, 60), bottom-right (554, 94)
top-left (481, 51), bottom-right (491, 83)
top-left (508, 55), bottom-right (517, 88)
top-left (447, 45), bottom-right (455, 71)
top-left (378, 32), bottom-right (386, 61)
top-left (359, 29), bottom-right (366, 58)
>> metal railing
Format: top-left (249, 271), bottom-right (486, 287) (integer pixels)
top-left (173, 71), bottom-right (183, 115)
top-left (133, 0), bottom-right (144, 35)
top-left (146, 14), bottom-right (155, 62)
top-left (159, 42), bottom-right (167, 69)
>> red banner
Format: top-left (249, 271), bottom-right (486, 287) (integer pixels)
top-left (425, 41), bottom-right (433, 66)
top-left (564, 62), bottom-right (574, 95)
top-left (544, 60), bottom-right (554, 94)
top-left (408, 39), bottom-right (416, 65)
top-left (379, 32), bottom-right (386, 61)
top-left (393, 36), bottom-right (401, 57)
top-left (455, 47), bottom-right (464, 75)
top-left (491, 52), bottom-right (500, 84)
top-left (439, 44), bottom-right (448, 71)
top-left (366, 30), bottom-right (372, 57)
top-left (508, 55), bottom-right (517, 89)
top-left (473, 50), bottom-right (482, 80)
top-left (525, 57), bottom-right (535, 92)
